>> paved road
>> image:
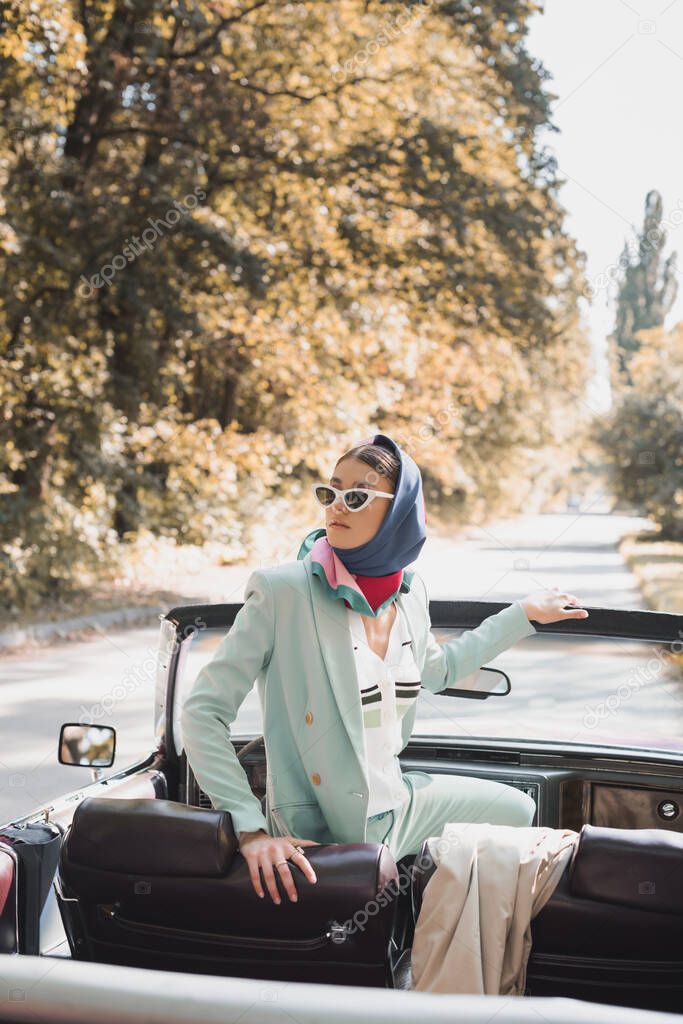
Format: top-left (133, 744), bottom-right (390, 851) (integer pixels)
top-left (2, 505), bottom-right (681, 825)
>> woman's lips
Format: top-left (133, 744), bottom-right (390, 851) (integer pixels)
top-left (329, 521), bottom-right (350, 528)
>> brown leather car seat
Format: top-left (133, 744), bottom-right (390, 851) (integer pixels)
top-left (56, 796), bottom-right (408, 987)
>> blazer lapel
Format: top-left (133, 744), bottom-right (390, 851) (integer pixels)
top-left (395, 589), bottom-right (424, 749)
top-left (305, 559), bottom-right (368, 783)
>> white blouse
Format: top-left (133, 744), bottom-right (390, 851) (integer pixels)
top-left (347, 600), bottom-right (422, 818)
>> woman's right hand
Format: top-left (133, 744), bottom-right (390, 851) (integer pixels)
top-left (520, 586), bottom-right (589, 625)
top-left (238, 829), bottom-right (319, 903)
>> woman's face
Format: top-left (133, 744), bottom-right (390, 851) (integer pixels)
top-left (324, 456), bottom-right (396, 549)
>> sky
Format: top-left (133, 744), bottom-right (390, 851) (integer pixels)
top-left (526, 0), bottom-right (683, 413)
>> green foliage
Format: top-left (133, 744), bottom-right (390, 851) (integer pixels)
top-left (610, 189), bottom-right (678, 388)
top-left (596, 323), bottom-right (683, 540)
top-left (0, 0), bottom-right (591, 610)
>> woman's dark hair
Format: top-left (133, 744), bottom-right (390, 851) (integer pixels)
top-left (336, 442), bottom-right (400, 491)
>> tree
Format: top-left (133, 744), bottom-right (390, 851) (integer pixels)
top-left (595, 322), bottom-right (683, 540)
top-left (609, 189), bottom-right (678, 387)
top-left (0, 0), bottom-right (591, 610)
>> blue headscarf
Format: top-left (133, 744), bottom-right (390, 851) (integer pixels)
top-left (298, 432), bottom-right (427, 576)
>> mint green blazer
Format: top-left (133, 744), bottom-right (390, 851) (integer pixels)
top-left (179, 555), bottom-right (537, 845)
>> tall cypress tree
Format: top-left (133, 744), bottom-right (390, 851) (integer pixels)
top-left (610, 189), bottom-right (678, 386)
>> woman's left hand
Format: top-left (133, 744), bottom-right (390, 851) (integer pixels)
top-left (521, 587), bottom-right (589, 625)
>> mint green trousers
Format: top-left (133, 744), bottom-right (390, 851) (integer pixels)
top-left (365, 770), bottom-right (537, 861)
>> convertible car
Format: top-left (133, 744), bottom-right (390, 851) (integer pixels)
top-left (1, 596), bottom-right (683, 1023)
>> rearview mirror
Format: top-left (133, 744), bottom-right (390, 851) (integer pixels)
top-left (58, 723), bottom-right (116, 767)
top-left (440, 666), bottom-right (510, 700)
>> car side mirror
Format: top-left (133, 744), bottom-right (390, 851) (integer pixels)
top-left (58, 723), bottom-right (116, 771)
top-left (440, 666), bottom-right (510, 700)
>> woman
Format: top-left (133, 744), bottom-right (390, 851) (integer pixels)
top-left (180, 433), bottom-right (589, 906)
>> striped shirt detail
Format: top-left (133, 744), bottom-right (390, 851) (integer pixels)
top-left (347, 601), bottom-right (423, 818)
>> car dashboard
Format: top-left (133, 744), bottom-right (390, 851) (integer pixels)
top-left (182, 737), bottom-right (683, 836)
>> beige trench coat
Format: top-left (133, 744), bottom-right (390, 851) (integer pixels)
top-left (411, 822), bottom-right (580, 995)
